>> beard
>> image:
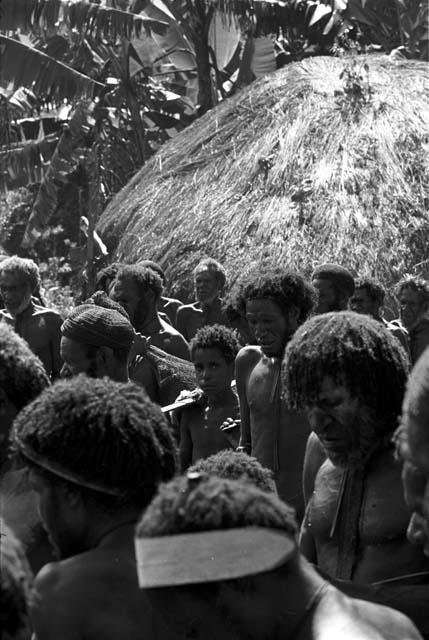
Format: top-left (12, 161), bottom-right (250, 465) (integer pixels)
top-left (322, 410), bottom-right (380, 468)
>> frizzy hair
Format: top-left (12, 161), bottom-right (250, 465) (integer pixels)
top-left (0, 255), bottom-right (41, 292)
top-left (190, 324), bottom-right (240, 363)
top-left (282, 311), bottom-right (409, 435)
top-left (116, 264), bottom-right (163, 301)
top-left (189, 450), bottom-right (276, 493)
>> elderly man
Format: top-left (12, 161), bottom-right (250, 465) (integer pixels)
top-left (176, 258), bottom-right (230, 340)
top-left (11, 376), bottom-right (177, 640)
top-left (235, 267), bottom-right (315, 519)
top-left (283, 311), bottom-right (429, 585)
top-left (0, 256), bottom-right (62, 378)
top-left (311, 263), bottom-right (355, 314)
top-left (396, 276), bottom-right (429, 365)
top-left (135, 474), bottom-right (421, 640)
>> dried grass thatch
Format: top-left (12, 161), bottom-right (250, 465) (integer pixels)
top-left (98, 54), bottom-right (429, 301)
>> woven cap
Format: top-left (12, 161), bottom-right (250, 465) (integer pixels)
top-left (62, 304), bottom-right (134, 350)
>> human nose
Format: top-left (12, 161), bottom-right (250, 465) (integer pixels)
top-left (407, 512), bottom-right (428, 547)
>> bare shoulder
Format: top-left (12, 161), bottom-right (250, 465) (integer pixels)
top-left (34, 558), bottom-right (91, 603)
top-left (352, 598), bottom-right (422, 639)
top-left (33, 305), bottom-right (63, 324)
top-left (236, 345), bottom-right (262, 366)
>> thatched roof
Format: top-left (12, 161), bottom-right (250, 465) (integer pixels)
top-left (97, 55), bottom-right (429, 301)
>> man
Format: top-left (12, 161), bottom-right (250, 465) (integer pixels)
top-left (176, 258), bottom-right (229, 340)
top-left (396, 276), bottom-right (429, 365)
top-left (283, 311), bottom-right (429, 584)
top-left (112, 264), bottom-right (190, 360)
top-left (10, 376), bottom-right (177, 640)
top-left (139, 260), bottom-right (183, 327)
top-left (135, 474), bottom-right (421, 640)
top-left (235, 268), bottom-right (315, 519)
top-left (0, 256), bottom-right (62, 378)
top-left (350, 277), bottom-right (409, 353)
top-left (311, 263), bottom-right (355, 314)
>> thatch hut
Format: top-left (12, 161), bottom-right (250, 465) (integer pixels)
top-left (97, 55), bottom-right (429, 301)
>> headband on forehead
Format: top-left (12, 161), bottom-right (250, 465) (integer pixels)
top-left (15, 437), bottom-right (124, 497)
top-left (135, 527), bottom-right (296, 588)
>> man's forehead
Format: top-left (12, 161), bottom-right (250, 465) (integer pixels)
top-left (245, 298), bottom-right (283, 315)
top-left (0, 271), bottom-right (27, 284)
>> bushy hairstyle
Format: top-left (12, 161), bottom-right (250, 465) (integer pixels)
top-left (137, 475), bottom-right (297, 538)
top-left (396, 276), bottom-right (429, 306)
top-left (283, 311), bottom-right (409, 435)
top-left (0, 524), bottom-right (32, 638)
top-left (402, 346), bottom-right (429, 448)
top-left (194, 258), bottom-right (227, 290)
top-left (354, 278), bottom-right (385, 306)
top-left (238, 267), bottom-right (316, 324)
top-left (117, 265), bottom-right (163, 301)
top-left (190, 324), bottom-right (240, 363)
top-left (0, 255), bottom-right (41, 293)
top-left (11, 376), bottom-right (177, 509)
top-left (0, 324), bottom-right (49, 412)
top-left (139, 260), bottom-right (166, 285)
top-left (95, 263), bottom-right (122, 293)
top-left (189, 451), bottom-right (275, 493)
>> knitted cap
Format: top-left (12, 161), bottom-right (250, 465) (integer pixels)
top-left (312, 264), bottom-right (355, 297)
top-left (62, 304), bottom-right (134, 350)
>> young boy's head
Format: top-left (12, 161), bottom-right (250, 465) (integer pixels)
top-left (190, 325), bottom-right (240, 397)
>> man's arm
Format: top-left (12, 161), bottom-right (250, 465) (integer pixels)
top-left (302, 432), bottom-right (326, 506)
top-left (299, 499), bottom-right (317, 564)
top-left (176, 306), bottom-right (190, 341)
top-left (235, 347), bottom-right (258, 455)
top-left (179, 420), bottom-right (193, 471)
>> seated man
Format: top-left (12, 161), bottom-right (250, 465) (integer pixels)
top-left (0, 256), bottom-right (63, 378)
top-left (111, 264), bottom-right (190, 360)
top-left (176, 258), bottom-right (229, 341)
top-left (235, 267), bottom-right (315, 518)
top-left (139, 260), bottom-right (183, 327)
top-left (396, 276), bottom-right (429, 365)
top-left (172, 325), bottom-right (240, 470)
top-left (283, 311), bottom-right (429, 584)
top-left (135, 474), bottom-right (421, 640)
top-left (350, 277), bottom-right (409, 354)
top-left (11, 376), bottom-right (177, 640)
top-left (311, 263), bottom-right (355, 314)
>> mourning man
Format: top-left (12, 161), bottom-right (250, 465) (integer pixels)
top-left (0, 256), bottom-right (62, 378)
top-left (396, 276), bottom-right (429, 365)
top-left (283, 311), bottom-right (429, 584)
top-left (176, 258), bottom-right (229, 341)
top-left (350, 277), bottom-right (409, 353)
top-left (112, 264), bottom-right (190, 360)
top-left (235, 268), bottom-right (315, 519)
top-left (311, 263), bottom-right (355, 314)
top-left (11, 376), bottom-right (177, 640)
top-left (135, 474), bottom-right (421, 640)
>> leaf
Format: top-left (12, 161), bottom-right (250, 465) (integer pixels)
top-left (208, 9), bottom-right (241, 71)
top-left (309, 3), bottom-right (333, 27)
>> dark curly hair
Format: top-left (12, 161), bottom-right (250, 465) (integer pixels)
top-left (190, 324), bottom-right (240, 363)
top-left (395, 276), bottom-right (429, 306)
top-left (83, 290), bottom-right (131, 320)
top-left (283, 311), bottom-right (409, 435)
top-left (11, 376), bottom-right (177, 509)
top-left (194, 258), bottom-right (227, 290)
top-left (0, 524), bottom-right (32, 638)
top-left (189, 450), bottom-right (275, 493)
top-left (0, 323), bottom-right (49, 412)
top-left (237, 267), bottom-right (316, 324)
top-left (95, 263), bottom-right (122, 293)
top-left (354, 278), bottom-right (385, 306)
top-left (117, 265), bottom-right (163, 301)
top-left (0, 255), bottom-right (41, 293)
top-left (138, 260), bottom-right (166, 285)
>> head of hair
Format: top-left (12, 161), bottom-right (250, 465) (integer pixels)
top-left (11, 376), bottom-right (177, 510)
top-left (194, 258), bottom-right (227, 290)
top-left (95, 263), bottom-right (122, 293)
top-left (312, 263), bottom-right (355, 299)
top-left (0, 256), bottom-right (40, 293)
top-left (283, 311), bottom-right (409, 435)
top-left (354, 277), bottom-right (385, 306)
top-left (238, 267), bottom-right (316, 324)
top-left (189, 451), bottom-right (276, 493)
top-left (0, 524), bottom-right (32, 639)
top-left (83, 290), bottom-right (131, 321)
top-left (402, 346), bottom-right (429, 448)
top-left (190, 324), bottom-right (240, 364)
top-left (0, 323), bottom-right (49, 413)
top-left (117, 265), bottom-right (163, 302)
top-left (396, 276), bottom-right (429, 306)
top-left (138, 260), bottom-right (166, 285)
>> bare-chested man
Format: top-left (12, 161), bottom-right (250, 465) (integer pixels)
top-left (396, 276), bottom-right (429, 366)
top-left (176, 258), bottom-right (229, 340)
top-left (10, 376), bottom-right (177, 640)
top-left (235, 268), bottom-right (316, 519)
top-left (0, 256), bottom-right (62, 378)
top-left (311, 263), bottom-right (355, 314)
top-left (139, 259), bottom-right (183, 327)
top-left (283, 311), bottom-right (429, 585)
top-left (172, 324), bottom-right (240, 470)
top-left (112, 264), bottom-right (190, 360)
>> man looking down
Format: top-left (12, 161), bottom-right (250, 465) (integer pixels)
top-left (311, 263), bottom-right (354, 314)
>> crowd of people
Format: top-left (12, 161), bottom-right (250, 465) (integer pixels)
top-left (2, 252), bottom-right (429, 639)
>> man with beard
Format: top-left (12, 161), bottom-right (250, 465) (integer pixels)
top-left (112, 264), bottom-right (190, 360)
top-left (10, 376), bottom-right (177, 640)
top-left (176, 258), bottom-right (230, 341)
top-left (135, 474), bottom-right (421, 640)
top-left (235, 268), bottom-right (315, 519)
top-left (311, 263), bottom-right (355, 314)
top-left (283, 311), bottom-right (429, 584)
top-left (0, 256), bottom-right (62, 378)
top-left (396, 276), bottom-right (429, 365)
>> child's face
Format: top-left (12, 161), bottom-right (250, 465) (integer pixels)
top-left (192, 347), bottom-right (234, 398)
